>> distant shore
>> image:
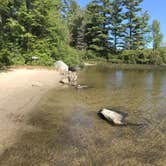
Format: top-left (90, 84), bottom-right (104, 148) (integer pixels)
top-left (0, 67), bottom-right (61, 155)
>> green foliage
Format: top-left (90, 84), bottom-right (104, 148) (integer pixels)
top-left (107, 53), bottom-right (122, 63)
top-left (11, 55), bottom-right (25, 65)
top-left (51, 43), bottom-right (81, 67)
top-left (0, 0), bottom-right (165, 67)
top-left (120, 50), bottom-right (137, 64)
top-left (26, 52), bottom-right (54, 66)
top-left (149, 51), bottom-right (163, 65)
top-left (109, 0), bottom-right (124, 52)
top-left (0, 49), bottom-right (12, 67)
top-left (159, 47), bottom-right (166, 63)
top-left (84, 0), bottom-right (110, 57)
top-left (85, 50), bottom-right (99, 59)
top-left (118, 49), bottom-right (166, 65)
top-left (63, 49), bottom-right (81, 67)
top-left (152, 20), bottom-right (163, 50)
top-left (0, 0), bottom-right (81, 67)
top-left (123, 0), bottom-right (150, 50)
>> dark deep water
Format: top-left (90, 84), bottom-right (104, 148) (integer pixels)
top-left (1, 64), bottom-right (166, 166)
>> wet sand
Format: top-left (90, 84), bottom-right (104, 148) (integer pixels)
top-left (0, 67), bottom-right (61, 155)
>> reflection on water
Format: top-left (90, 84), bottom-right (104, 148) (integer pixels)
top-left (0, 64), bottom-right (166, 166)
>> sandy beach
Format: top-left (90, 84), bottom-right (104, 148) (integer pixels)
top-left (0, 67), bottom-right (61, 155)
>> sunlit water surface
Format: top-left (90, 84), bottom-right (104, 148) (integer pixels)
top-left (0, 64), bottom-right (166, 166)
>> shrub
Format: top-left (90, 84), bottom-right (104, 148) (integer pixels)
top-left (85, 50), bottom-right (98, 59)
top-left (107, 53), bottom-right (123, 63)
top-left (0, 49), bottom-right (12, 68)
top-left (51, 43), bottom-right (81, 67)
top-left (159, 47), bottom-right (166, 64)
top-left (149, 50), bottom-right (163, 65)
top-left (25, 51), bottom-right (54, 66)
top-left (120, 50), bottom-right (137, 64)
top-left (11, 55), bottom-right (25, 65)
top-left (119, 49), bottom-right (164, 65)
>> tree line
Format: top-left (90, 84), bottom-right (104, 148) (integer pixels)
top-left (0, 0), bottom-right (165, 68)
top-left (67, 0), bottom-right (165, 62)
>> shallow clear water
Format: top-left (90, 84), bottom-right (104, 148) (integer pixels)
top-left (1, 64), bottom-right (166, 166)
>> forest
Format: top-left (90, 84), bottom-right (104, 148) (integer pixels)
top-left (0, 0), bottom-right (166, 68)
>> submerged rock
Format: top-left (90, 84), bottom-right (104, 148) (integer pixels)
top-left (76, 84), bottom-right (88, 89)
top-left (69, 66), bottom-right (80, 72)
top-left (98, 108), bottom-right (128, 125)
top-left (60, 78), bottom-right (69, 84)
top-left (60, 71), bottom-right (78, 86)
top-left (67, 71), bottom-right (78, 82)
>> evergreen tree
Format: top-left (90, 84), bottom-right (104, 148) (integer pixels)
top-left (109, 0), bottom-right (124, 52)
top-left (152, 20), bottom-right (163, 50)
top-left (61, 0), bottom-right (86, 49)
top-left (75, 11), bottom-right (87, 50)
top-left (123, 0), bottom-right (149, 50)
top-left (67, 0), bottom-right (81, 47)
top-left (84, 0), bottom-right (110, 57)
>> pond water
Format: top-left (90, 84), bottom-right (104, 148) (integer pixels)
top-left (1, 64), bottom-right (166, 166)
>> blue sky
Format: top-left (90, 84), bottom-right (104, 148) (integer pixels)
top-left (77, 0), bottom-right (166, 43)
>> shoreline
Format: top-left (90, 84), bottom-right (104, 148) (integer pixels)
top-left (85, 61), bottom-right (166, 70)
top-left (0, 67), bottom-right (62, 155)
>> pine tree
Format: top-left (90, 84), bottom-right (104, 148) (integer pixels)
top-left (109, 0), bottom-right (124, 52)
top-left (123, 0), bottom-right (149, 50)
top-left (75, 11), bottom-right (87, 50)
top-left (62, 0), bottom-right (86, 49)
top-left (152, 20), bottom-right (163, 50)
top-left (67, 0), bottom-right (81, 47)
top-left (84, 0), bottom-right (110, 57)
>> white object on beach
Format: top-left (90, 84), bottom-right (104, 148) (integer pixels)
top-left (54, 60), bottom-right (68, 72)
top-left (31, 56), bottom-right (39, 60)
top-left (32, 81), bottom-right (42, 87)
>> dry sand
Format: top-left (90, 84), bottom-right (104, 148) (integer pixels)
top-left (0, 67), bottom-right (61, 155)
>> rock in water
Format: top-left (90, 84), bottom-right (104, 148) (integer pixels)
top-left (69, 66), bottom-right (80, 72)
top-left (67, 71), bottom-right (78, 86)
top-left (98, 108), bottom-right (127, 125)
top-left (76, 84), bottom-right (88, 89)
top-left (60, 78), bottom-right (69, 84)
top-left (59, 71), bottom-right (78, 85)
top-left (54, 60), bottom-right (68, 73)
